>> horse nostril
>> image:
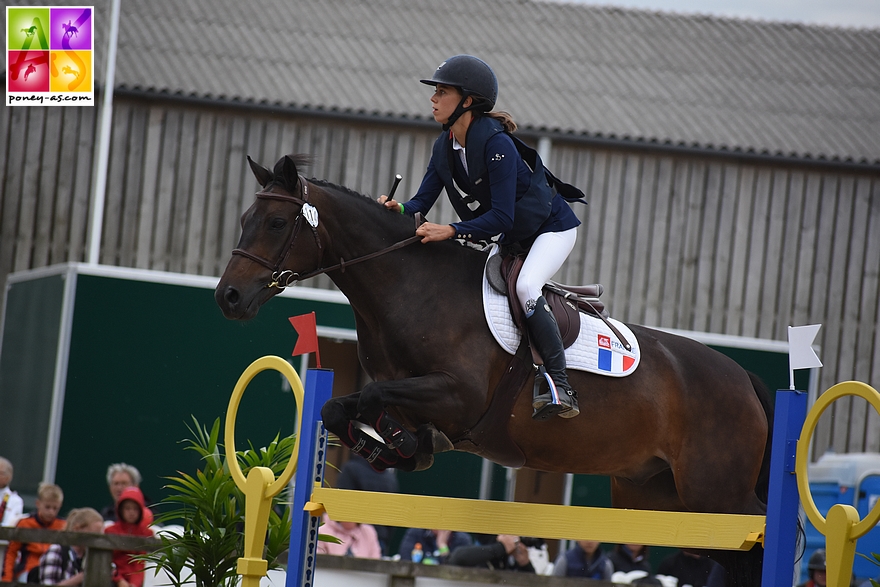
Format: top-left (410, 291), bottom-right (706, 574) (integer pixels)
top-left (224, 286), bottom-right (240, 305)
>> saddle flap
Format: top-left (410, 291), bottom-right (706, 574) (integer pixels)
top-left (545, 293), bottom-right (580, 349)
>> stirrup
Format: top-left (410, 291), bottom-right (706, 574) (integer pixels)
top-left (532, 367), bottom-right (566, 421)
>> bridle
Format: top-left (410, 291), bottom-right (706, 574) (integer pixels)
top-left (231, 175), bottom-right (423, 289)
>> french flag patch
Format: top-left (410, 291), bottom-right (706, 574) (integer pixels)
top-left (597, 334), bottom-right (636, 374)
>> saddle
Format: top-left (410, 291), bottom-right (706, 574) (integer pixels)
top-left (486, 252), bottom-right (609, 349)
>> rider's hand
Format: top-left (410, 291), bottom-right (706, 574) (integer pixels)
top-left (416, 222), bottom-right (455, 243)
top-left (378, 195), bottom-right (399, 210)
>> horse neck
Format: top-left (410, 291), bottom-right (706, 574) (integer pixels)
top-left (312, 188), bottom-right (480, 314)
top-left (314, 189), bottom-right (422, 301)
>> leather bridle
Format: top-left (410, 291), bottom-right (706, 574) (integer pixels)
top-left (231, 176), bottom-right (423, 289)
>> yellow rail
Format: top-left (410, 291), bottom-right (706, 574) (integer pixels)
top-left (306, 487), bottom-right (765, 551)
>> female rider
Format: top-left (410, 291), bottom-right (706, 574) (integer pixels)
top-left (380, 55), bottom-right (582, 420)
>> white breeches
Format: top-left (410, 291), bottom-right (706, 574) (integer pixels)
top-left (515, 228), bottom-right (578, 313)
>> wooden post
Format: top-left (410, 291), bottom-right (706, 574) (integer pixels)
top-left (83, 547), bottom-right (113, 587)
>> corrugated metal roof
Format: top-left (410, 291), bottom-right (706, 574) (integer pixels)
top-left (7, 0), bottom-right (880, 164)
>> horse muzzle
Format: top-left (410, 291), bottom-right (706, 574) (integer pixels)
top-left (214, 280), bottom-right (270, 321)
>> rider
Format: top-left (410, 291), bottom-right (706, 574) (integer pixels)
top-left (380, 55), bottom-right (582, 419)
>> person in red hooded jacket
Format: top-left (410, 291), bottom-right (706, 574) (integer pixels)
top-left (103, 487), bottom-right (153, 587)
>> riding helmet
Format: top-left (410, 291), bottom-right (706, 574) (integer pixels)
top-left (807, 549), bottom-right (826, 571)
top-left (420, 55), bottom-right (498, 110)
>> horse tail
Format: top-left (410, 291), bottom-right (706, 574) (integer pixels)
top-left (748, 371), bottom-right (774, 505)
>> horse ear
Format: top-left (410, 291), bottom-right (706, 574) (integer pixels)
top-left (280, 154), bottom-right (299, 187)
top-left (247, 156), bottom-right (273, 188)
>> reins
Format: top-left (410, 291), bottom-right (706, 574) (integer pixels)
top-left (231, 176), bottom-right (422, 289)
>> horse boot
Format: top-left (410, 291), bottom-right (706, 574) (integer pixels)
top-left (526, 296), bottom-right (579, 420)
top-left (375, 411), bottom-right (419, 458)
top-left (345, 422), bottom-right (399, 471)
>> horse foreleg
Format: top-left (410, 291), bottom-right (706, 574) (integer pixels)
top-left (356, 373), bottom-right (459, 460)
top-left (322, 395), bottom-right (402, 471)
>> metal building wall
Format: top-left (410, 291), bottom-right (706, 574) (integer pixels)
top-left (1, 95), bottom-right (878, 455)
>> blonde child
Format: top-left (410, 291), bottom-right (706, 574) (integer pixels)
top-left (2, 483), bottom-right (66, 582)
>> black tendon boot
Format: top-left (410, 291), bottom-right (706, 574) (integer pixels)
top-left (526, 296), bottom-right (579, 420)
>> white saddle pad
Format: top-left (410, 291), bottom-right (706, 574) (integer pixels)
top-left (482, 246), bottom-right (640, 377)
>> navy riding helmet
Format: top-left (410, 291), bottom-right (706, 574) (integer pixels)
top-left (421, 55), bottom-right (498, 114)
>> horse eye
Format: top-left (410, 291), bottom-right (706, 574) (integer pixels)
top-left (269, 218), bottom-right (286, 230)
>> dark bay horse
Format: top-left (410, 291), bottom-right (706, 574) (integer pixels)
top-left (216, 155), bottom-right (772, 585)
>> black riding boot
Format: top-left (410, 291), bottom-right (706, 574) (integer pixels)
top-left (526, 296), bottom-right (579, 420)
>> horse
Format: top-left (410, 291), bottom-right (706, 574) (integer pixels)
top-left (215, 154), bottom-right (773, 586)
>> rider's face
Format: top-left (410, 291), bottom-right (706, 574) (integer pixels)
top-left (431, 84), bottom-right (463, 125)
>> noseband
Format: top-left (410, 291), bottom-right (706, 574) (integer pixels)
top-left (231, 176), bottom-right (423, 289)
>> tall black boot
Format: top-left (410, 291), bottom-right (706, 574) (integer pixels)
top-left (526, 296), bottom-right (579, 420)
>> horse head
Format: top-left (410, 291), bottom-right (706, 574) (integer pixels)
top-left (215, 154), bottom-right (324, 320)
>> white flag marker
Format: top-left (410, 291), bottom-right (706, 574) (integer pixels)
top-left (788, 324), bottom-right (822, 389)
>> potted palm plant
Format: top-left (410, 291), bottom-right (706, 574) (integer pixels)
top-left (140, 417), bottom-right (311, 587)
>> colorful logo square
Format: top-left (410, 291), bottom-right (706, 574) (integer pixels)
top-left (50, 7), bottom-right (92, 51)
top-left (6, 6), bottom-right (94, 106)
top-left (8, 50), bottom-right (50, 91)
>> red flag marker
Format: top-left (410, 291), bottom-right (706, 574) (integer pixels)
top-left (289, 312), bottom-right (321, 368)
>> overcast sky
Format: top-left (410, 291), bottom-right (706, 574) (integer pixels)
top-left (565, 0), bottom-right (880, 28)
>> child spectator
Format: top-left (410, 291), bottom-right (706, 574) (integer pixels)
top-left (104, 487), bottom-right (154, 587)
top-left (36, 507), bottom-right (104, 585)
top-left (316, 514), bottom-right (381, 559)
top-left (0, 457), bottom-right (25, 567)
top-left (2, 483), bottom-right (66, 582)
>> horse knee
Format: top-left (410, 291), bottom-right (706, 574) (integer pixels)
top-left (321, 399), bottom-right (349, 434)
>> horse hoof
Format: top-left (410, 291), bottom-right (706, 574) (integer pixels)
top-left (532, 403), bottom-right (564, 421)
top-left (413, 453), bottom-right (434, 472)
top-left (417, 423), bottom-right (454, 453)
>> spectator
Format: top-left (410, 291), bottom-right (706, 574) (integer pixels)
top-left (552, 540), bottom-right (613, 580)
top-left (2, 483), bottom-right (66, 582)
top-left (104, 487), bottom-right (154, 587)
top-left (35, 507), bottom-right (104, 585)
top-left (101, 464), bottom-right (152, 525)
top-left (797, 549), bottom-right (827, 587)
top-left (447, 534), bottom-right (535, 572)
top-left (609, 544), bottom-right (651, 574)
top-left (316, 514), bottom-right (381, 559)
top-left (0, 457), bottom-right (25, 567)
top-left (398, 529), bottom-right (472, 563)
top-left (336, 455), bottom-right (398, 555)
top-left (657, 550), bottom-right (725, 587)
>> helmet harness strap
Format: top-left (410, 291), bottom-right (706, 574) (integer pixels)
top-left (442, 92), bottom-right (485, 131)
